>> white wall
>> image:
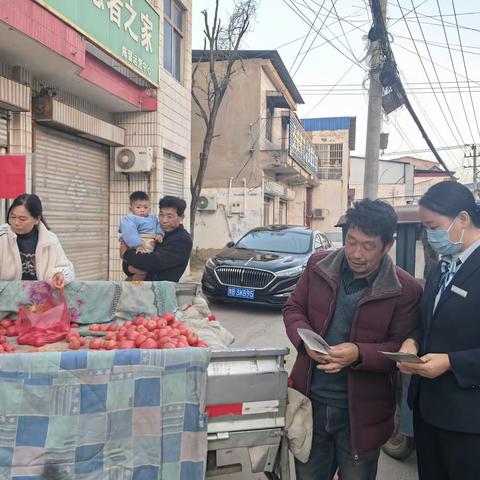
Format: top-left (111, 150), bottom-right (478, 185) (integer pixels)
top-left (194, 186), bottom-right (263, 249)
top-left (350, 156), bottom-right (408, 185)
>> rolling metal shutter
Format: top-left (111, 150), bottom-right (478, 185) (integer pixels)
top-left (34, 127), bottom-right (110, 280)
top-left (163, 150), bottom-right (185, 198)
top-left (0, 116), bottom-right (7, 147)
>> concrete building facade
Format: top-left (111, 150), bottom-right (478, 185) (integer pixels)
top-left (191, 50), bottom-right (318, 252)
top-left (0, 0), bottom-right (192, 280)
top-left (301, 117), bottom-right (356, 244)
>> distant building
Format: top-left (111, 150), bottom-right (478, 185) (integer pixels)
top-left (350, 155), bottom-right (454, 205)
top-left (350, 156), bottom-right (415, 205)
top-left (301, 117), bottom-right (356, 243)
top-left (394, 156), bottom-right (455, 199)
top-left (191, 50), bottom-right (318, 251)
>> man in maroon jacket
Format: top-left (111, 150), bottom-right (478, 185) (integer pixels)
top-left (283, 199), bottom-right (421, 480)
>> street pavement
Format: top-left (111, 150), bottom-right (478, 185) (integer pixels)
top-left (210, 301), bottom-right (418, 480)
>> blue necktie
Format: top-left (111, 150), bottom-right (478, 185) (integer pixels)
top-left (438, 258), bottom-right (461, 296)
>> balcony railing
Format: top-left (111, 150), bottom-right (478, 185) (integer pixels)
top-left (317, 165), bottom-right (343, 180)
top-left (288, 113), bottom-right (318, 174)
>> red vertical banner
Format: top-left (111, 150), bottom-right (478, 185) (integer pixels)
top-left (0, 155), bottom-right (26, 199)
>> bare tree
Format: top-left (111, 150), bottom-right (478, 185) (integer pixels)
top-left (190, 0), bottom-right (258, 237)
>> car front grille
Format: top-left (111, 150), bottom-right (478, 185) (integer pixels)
top-left (215, 266), bottom-right (275, 289)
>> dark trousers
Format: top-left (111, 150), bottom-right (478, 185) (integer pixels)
top-left (295, 400), bottom-right (380, 480)
top-left (414, 409), bottom-right (480, 480)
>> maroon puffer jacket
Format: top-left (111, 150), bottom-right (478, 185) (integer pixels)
top-left (283, 248), bottom-right (421, 454)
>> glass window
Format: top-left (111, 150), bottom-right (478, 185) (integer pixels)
top-left (330, 143), bottom-right (343, 166)
top-left (173, 3), bottom-right (183, 30)
top-left (163, 20), bottom-right (173, 75)
top-left (263, 195), bottom-right (273, 225)
top-left (265, 105), bottom-right (274, 142)
top-left (164, 0), bottom-right (171, 18)
top-left (237, 230), bottom-right (312, 254)
top-left (313, 234), bottom-right (323, 250)
top-left (173, 30), bottom-right (181, 80)
top-left (279, 199), bottom-right (287, 224)
top-left (164, 0), bottom-right (183, 81)
top-left (320, 234), bottom-right (332, 248)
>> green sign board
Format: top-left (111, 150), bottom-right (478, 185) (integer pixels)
top-left (35, 0), bottom-right (159, 85)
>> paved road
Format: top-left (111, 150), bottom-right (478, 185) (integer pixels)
top-left (210, 302), bottom-right (418, 480)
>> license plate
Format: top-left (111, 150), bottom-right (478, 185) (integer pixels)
top-left (227, 287), bottom-right (255, 300)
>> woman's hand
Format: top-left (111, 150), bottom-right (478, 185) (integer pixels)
top-left (399, 338), bottom-right (419, 356)
top-left (398, 352), bottom-right (451, 378)
top-left (52, 272), bottom-right (65, 289)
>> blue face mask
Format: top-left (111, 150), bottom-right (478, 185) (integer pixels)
top-left (426, 217), bottom-right (464, 256)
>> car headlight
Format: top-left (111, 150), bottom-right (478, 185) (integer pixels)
top-left (205, 257), bottom-right (217, 270)
top-left (277, 264), bottom-right (306, 277)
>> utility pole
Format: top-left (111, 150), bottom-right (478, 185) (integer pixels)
top-left (364, 0), bottom-right (387, 200)
top-left (464, 144), bottom-right (479, 196)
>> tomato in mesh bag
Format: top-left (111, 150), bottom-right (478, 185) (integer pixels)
top-left (17, 289), bottom-right (71, 346)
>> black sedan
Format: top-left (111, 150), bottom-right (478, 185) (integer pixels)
top-left (201, 225), bottom-right (333, 307)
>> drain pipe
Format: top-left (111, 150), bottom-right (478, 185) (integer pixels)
top-left (227, 177), bottom-right (233, 217)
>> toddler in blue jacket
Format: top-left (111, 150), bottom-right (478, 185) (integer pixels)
top-left (120, 191), bottom-right (164, 280)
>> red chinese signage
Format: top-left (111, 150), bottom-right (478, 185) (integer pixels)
top-left (0, 155), bottom-right (26, 199)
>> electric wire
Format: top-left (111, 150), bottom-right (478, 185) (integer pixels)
top-left (451, 0), bottom-right (480, 141)
top-left (280, 0), bottom-right (367, 71)
top-left (395, 0), bottom-right (466, 149)
top-left (289, 0), bottom-right (327, 74)
top-left (291, 0), bottom-right (339, 78)
top-left (304, 63), bottom-right (357, 116)
top-left (436, 0), bottom-right (475, 143)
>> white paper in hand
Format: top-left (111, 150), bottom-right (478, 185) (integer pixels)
top-left (378, 351), bottom-right (425, 363)
top-left (298, 328), bottom-right (331, 355)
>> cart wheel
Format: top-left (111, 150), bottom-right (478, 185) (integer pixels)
top-left (382, 432), bottom-right (415, 460)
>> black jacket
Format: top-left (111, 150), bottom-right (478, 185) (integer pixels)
top-left (408, 246), bottom-right (480, 433)
top-left (123, 225), bottom-right (192, 282)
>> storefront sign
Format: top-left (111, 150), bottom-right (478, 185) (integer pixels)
top-left (0, 156), bottom-right (26, 199)
top-left (34, 0), bottom-right (160, 85)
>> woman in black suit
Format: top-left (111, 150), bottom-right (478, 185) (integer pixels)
top-left (398, 181), bottom-right (480, 480)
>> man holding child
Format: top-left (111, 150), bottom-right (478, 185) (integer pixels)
top-left (121, 195), bottom-right (192, 282)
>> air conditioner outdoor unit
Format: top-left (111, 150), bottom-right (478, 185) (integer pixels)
top-left (312, 208), bottom-right (326, 219)
top-left (114, 147), bottom-right (153, 172)
top-left (198, 195), bottom-right (217, 211)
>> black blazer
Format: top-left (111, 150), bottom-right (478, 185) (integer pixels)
top-left (123, 225), bottom-right (193, 282)
top-left (408, 246), bottom-right (480, 433)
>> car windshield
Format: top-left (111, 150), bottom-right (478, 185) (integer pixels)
top-left (236, 230), bottom-right (311, 254)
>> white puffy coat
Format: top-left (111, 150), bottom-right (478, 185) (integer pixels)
top-left (0, 222), bottom-right (74, 285)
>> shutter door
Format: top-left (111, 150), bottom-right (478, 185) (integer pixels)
top-left (0, 116), bottom-right (7, 147)
top-left (35, 127), bottom-right (110, 280)
top-left (163, 150), bottom-right (185, 198)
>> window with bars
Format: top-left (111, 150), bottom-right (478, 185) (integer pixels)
top-left (164, 0), bottom-right (184, 81)
top-left (315, 143), bottom-right (343, 166)
top-left (330, 143), bottom-right (343, 166)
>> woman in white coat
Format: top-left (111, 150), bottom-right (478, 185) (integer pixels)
top-left (0, 194), bottom-right (74, 288)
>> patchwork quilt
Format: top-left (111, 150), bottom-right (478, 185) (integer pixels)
top-left (0, 348), bottom-right (210, 479)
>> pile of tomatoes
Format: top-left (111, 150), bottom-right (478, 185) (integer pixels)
top-left (0, 319), bottom-right (17, 352)
top-left (66, 312), bottom-right (208, 351)
top-left (0, 313), bottom-right (208, 352)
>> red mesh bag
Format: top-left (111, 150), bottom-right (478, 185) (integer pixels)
top-left (17, 289), bottom-right (71, 347)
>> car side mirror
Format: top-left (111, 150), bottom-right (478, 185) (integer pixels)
top-left (226, 241), bottom-right (235, 248)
